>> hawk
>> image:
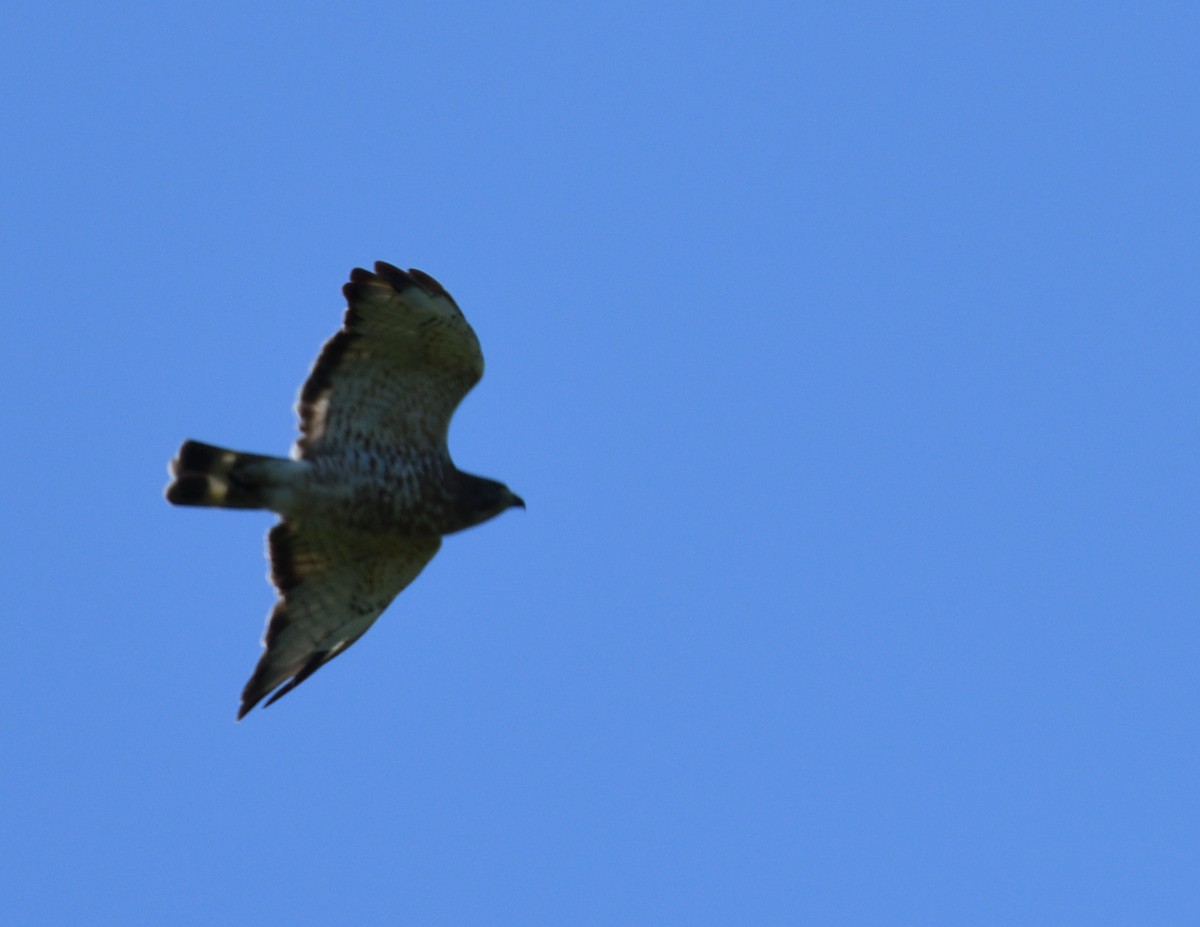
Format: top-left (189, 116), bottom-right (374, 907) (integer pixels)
top-left (166, 262), bottom-right (524, 719)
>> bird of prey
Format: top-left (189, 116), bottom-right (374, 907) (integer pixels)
top-left (165, 262), bottom-right (524, 719)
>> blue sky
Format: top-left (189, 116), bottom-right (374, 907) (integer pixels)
top-left (2, 1), bottom-right (1196, 923)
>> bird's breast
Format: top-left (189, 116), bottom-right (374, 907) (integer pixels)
top-left (293, 451), bottom-right (457, 536)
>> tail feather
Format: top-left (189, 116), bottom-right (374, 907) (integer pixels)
top-left (166, 440), bottom-right (281, 509)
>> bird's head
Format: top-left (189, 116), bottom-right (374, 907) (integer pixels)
top-left (454, 474), bottom-right (525, 531)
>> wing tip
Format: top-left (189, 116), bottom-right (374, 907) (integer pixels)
top-left (238, 661), bottom-right (274, 720)
top-left (406, 267), bottom-right (452, 300)
top-left (343, 262), bottom-right (454, 306)
top-left (237, 650), bottom-right (331, 720)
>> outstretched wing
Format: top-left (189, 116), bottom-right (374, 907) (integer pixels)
top-left (295, 263), bottom-right (484, 458)
top-left (238, 521), bottom-right (441, 718)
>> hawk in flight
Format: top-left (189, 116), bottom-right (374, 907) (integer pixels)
top-left (166, 262), bottom-right (524, 719)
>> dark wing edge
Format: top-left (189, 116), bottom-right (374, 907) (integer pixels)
top-left (237, 521), bottom-right (441, 720)
top-left (297, 264), bottom-right (441, 437)
top-left (294, 263), bottom-right (482, 458)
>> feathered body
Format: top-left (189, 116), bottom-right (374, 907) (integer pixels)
top-left (166, 263), bottom-right (523, 718)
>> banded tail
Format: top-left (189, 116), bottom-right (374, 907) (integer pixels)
top-left (166, 440), bottom-right (288, 509)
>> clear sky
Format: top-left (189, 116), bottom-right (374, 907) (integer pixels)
top-left (2, 2), bottom-right (1195, 924)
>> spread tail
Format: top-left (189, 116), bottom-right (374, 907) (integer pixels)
top-left (165, 440), bottom-right (284, 509)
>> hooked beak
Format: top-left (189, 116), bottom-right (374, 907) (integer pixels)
top-left (511, 493), bottom-right (526, 510)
